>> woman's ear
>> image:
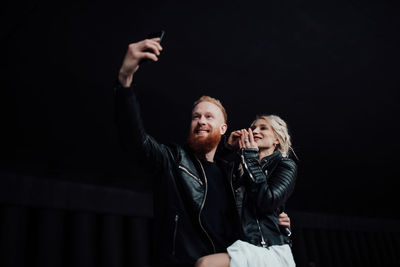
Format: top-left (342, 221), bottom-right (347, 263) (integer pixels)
top-left (274, 136), bottom-right (280, 146)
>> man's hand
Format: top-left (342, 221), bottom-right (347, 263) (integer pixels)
top-left (118, 38), bottom-right (163, 87)
top-left (227, 130), bottom-right (242, 149)
top-left (278, 212), bottom-right (291, 228)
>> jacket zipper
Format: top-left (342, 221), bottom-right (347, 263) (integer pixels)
top-left (240, 151), bottom-right (268, 249)
top-left (256, 217), bottom-right (268, 248)
top-left (178, 165), bottom-right (203, 185)
top-left (195, 157), bottom-right (216, 253)
top-left (172, 214), bottom-right (179, 255)
top-left (229, 163), bottom-right (236, 201)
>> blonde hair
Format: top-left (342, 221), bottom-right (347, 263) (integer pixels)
top-left (193, 96), bottom-right (227, 123)
top-left (252, 114), bottom-right (294, 158)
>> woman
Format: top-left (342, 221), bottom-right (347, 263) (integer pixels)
top-left (196, 114), bottom-right (297, 267)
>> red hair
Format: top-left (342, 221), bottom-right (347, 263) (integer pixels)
top-left (193, 96), bottom-right (227, 123)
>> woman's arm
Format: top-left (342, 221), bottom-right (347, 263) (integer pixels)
top-left (241, 148), bottom-right (297, 215)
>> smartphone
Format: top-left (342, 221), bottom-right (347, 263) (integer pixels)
top-left (147, 30), bottom-right (165, 43)
top-left (140, 30), bottom-right (165, 64)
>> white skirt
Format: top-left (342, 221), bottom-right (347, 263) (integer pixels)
top-left (227, 240), bottom-right (296, 267)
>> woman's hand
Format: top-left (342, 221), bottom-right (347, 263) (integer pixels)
top-left (239, 128), bottom-right (258, 149)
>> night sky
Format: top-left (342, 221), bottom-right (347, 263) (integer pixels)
top-left (3, 0), bottom-right (400, 219)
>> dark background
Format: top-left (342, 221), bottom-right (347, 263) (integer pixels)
top-left (3, 0), bottom-right (400, 219)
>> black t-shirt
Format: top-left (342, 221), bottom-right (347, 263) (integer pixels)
top-left (200, 159), bottom-right (236, 252)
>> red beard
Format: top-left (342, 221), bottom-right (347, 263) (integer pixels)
top-left (187, 127), bottom-right (222, 157)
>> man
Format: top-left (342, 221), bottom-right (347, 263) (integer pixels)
top-left (115, 37), bottom-right (291, 266)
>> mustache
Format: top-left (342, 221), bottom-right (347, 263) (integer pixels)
top-left (187, 127), bottom-right (221, 155)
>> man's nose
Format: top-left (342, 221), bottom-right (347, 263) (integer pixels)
top-left (198, 115), bottom-right (207, 124)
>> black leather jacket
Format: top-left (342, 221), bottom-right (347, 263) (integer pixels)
top-left (233, 148), bottom-right (297, 248)
top-left (114, 85), bottom-right (240, 266)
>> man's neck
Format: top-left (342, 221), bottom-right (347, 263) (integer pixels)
top-left (198, 147), bottom-right (217, 162)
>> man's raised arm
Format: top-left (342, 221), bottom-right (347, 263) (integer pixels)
top-left (114, 38), bottom-right (170, 168)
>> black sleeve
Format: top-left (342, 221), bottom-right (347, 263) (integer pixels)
top-left (114, 82), bottom-right (174, 171)
top-left (241, 148), bottom-right (297, 215)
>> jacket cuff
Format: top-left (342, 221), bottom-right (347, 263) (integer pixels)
top-left (242, 148), bottom-right (259, 159)
top-left (241, 148), bottom-right (266, 184)
top-left (113, 79), bottom-right (135, 97)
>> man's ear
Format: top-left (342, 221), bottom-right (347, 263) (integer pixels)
top-left (220, 124), bottom-right (228, 135)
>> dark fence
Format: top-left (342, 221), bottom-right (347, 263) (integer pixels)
top-left (1, 173), bottom-right (399, 267)
top-left (290, 211), bottom-right (400, 267)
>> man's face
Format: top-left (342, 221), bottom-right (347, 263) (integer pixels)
top-left (187, 101), bottom-right (227, 156)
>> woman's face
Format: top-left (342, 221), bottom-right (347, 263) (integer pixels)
top-left (250, 118), bottom-right (279, 151)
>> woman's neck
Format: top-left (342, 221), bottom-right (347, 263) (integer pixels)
top-left (258, 148), bottom-right (275, 161)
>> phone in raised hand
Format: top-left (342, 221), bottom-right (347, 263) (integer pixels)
top-left (140, 30), bottom-right (165, 64)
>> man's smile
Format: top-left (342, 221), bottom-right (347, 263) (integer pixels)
top-left (195, 128), bottom-right (210, 135)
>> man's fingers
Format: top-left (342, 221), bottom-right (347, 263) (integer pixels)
top-left (143, 52), bottom-right (158, 62)
top-left (279, 217), bottom-right (290, 223)
top-left (278, 212), bottom-right (291, 228)
top-left (279, 217), bottom-right (290, 225)
top-left (147, 39), bottom-right (163, 52)
top-left (229, 131), bottom-right (241, 140)
top-left (279, 213), bottom-right (290, 221)
top-left (280, 221), bottom-right (291, 227)
top-left (228, 131), bottom-right (242, 149)
top-left (232, 131), bottom-right (241, 137)
top-left (230, 131), bottom-right (241, 138)
top-left (148, 37), bottom-right (161, 42)
top-left (279, 212), bottom-right (287, 218)
top-left (148, 38), bottom-right (163, 50)
top-left (142, 42), bottom-right (161, 56)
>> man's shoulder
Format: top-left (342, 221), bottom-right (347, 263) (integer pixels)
top-left (165, 143), bottom-right (193, 164)
top-left (165, 143), bottom-right (187, 154)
